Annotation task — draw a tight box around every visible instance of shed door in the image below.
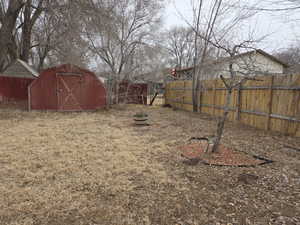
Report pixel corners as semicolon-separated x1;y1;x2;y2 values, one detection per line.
56;74;83;111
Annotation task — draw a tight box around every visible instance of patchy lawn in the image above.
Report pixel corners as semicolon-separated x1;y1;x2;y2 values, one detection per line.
0;104;299;225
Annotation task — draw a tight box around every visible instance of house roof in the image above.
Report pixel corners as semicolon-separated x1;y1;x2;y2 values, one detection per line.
228;49;288;68
1;59;39;79
174;49;288;73
95;74;148;84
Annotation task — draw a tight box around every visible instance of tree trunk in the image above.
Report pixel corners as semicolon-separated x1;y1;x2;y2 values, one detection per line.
106;78;114;107
38;54;46;71
192;77;197;112
192;73;197;112
20;0;44;63
0;0;24;72
115;80;120;104
211;88;232;153
192;1;203;112
20;25;33;62
211;58;236;153
20;0;32;62
124;82;132;104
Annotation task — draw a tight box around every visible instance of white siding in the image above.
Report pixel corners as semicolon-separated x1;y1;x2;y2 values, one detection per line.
202;51;284;79
253;53;284;74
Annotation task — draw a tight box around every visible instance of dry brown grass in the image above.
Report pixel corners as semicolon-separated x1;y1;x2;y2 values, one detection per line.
0;104;299;225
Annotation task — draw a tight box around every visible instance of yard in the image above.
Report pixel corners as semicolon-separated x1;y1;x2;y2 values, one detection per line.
0;104;299;225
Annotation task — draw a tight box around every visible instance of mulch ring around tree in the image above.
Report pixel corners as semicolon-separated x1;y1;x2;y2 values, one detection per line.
179;142;273;167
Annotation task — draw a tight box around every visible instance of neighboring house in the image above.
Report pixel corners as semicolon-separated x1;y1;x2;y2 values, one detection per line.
171;67;193;80
1;59;39;79
172;49;288;80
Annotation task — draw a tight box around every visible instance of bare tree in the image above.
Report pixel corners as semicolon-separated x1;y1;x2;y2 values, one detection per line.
30;10;56;70
207;42;265;153
0;0;92;72
164;27;196;69
190;0;224;112
18;0;46;63
275;42;300;73
83;0;164;105
29;0;92;70
0;0;24;72
46;1;90;67
125;42;169;79
182;0;268;153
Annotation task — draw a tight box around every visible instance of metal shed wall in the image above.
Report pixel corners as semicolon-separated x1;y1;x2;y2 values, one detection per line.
29;64;106;111
0;76;35;101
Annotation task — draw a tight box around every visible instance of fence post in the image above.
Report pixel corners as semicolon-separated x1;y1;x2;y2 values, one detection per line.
235;83;242;121
266;76;274;130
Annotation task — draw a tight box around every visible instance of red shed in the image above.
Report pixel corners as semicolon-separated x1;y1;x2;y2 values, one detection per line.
29;64;106;111
0;59;38;104
0;76;35;102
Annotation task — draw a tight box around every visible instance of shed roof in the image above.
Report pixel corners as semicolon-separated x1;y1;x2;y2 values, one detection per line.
1;59;39;79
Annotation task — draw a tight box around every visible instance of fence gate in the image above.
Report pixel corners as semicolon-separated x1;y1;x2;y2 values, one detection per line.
56;73;83;111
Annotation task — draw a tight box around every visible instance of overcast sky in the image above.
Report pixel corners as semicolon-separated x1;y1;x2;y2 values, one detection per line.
163;0;299;53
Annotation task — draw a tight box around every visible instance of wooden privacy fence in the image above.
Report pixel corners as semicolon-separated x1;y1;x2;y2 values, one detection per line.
165;74;300;137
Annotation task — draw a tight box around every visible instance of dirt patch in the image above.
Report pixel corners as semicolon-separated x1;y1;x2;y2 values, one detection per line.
180;142;272;166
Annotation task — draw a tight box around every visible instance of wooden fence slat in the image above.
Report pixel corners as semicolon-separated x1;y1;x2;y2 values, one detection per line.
165;75;300;137
182;81;185;108
168;86;300;91
266;76;274;130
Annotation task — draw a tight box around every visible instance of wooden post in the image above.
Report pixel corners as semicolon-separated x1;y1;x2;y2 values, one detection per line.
235;83;242;121
266;76;274;130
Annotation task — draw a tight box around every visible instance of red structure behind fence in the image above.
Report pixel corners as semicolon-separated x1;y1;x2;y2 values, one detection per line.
118;81;147;105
